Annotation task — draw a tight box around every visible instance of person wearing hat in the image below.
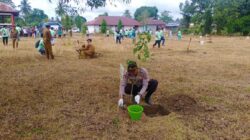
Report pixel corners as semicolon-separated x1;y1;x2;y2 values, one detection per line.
10;25;18;49
118;61;158;107
43;24;54;59
76;39;95;58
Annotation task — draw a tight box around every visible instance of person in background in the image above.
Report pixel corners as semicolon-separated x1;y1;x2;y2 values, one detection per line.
50;27;56;46
57;27;63;38
43;24;54;60
115;29;121;44
27;28;32;37
76;39;95;58
118;60;158;107
16;25;21;41
35;34;45;55
10;25;18;49
106;29;110;37
0;25;9;46
153;28;161;48
160;28;165;46
120;29;124;40
63;29;67;37
125;29;129;38
177;30;182;41
23;28;28;37
86;29;90;38
35;26;39;38
169;30;173;39
32;26;36;38
131;28;136;44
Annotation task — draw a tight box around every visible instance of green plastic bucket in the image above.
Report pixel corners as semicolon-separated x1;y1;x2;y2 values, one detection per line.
128;105;144;121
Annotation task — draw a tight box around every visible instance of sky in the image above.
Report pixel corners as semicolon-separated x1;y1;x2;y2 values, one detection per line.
13;0;185;21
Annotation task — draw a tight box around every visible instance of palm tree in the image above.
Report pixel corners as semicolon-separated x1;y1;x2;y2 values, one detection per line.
55;1;77;17
18;0;32;17
55;1;67;17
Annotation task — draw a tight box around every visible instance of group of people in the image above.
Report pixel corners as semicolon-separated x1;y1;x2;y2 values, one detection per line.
2;24;180;108
35;25;76;59
105;28;137;44
0;25;21;49
152;28;166;48
152;29;182;48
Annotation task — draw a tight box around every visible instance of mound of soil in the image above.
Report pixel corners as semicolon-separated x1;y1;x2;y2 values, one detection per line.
164;94;197;112
143;104;170;117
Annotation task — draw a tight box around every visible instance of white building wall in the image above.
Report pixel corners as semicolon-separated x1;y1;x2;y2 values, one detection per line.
94;26;100;33
87;26;100;33
147;25;157;32
88;26;95;33
110;26;116;32
88;25;147;33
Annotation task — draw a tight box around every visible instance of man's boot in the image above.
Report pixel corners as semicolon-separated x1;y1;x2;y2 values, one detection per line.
145;96;153;105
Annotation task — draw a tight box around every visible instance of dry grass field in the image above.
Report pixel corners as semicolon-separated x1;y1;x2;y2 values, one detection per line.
0;34;250;140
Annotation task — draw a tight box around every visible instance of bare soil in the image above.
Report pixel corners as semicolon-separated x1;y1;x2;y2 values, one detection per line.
143;104;170;117
162;94;198;113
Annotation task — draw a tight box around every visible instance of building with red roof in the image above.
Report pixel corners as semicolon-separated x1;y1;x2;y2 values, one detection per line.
141;18;166;32
86;16;141;33
86;16;167;33
0;2;19;27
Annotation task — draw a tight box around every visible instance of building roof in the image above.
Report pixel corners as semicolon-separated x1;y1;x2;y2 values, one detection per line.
144;18;166;26
86;16;141;26
0;2;19;16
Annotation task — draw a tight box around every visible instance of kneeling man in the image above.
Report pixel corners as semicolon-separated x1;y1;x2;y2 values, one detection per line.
118;61;158;107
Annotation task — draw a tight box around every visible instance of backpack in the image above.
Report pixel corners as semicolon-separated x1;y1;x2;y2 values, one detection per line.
35;40;40;48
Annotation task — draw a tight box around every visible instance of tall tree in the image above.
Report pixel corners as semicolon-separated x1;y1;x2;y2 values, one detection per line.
55;1;78;17
26;8;48;26
0;0;15;8
75;15;87;31
18;0;32;17
139;10;150;31
123;10;132;18
100;19;107;33
82;23;88;34
134;6;158;21
179;0;195;28
180;0;214;35
179;0;250;35
62;14;73;31
117;19;123;31
160;11;173;23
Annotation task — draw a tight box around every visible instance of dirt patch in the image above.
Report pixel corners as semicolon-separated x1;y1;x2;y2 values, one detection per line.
143;104;170;117
161;94;198;113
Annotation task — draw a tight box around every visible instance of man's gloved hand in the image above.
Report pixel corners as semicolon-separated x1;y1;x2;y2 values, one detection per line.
135;95;141;104
118;98;124;107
